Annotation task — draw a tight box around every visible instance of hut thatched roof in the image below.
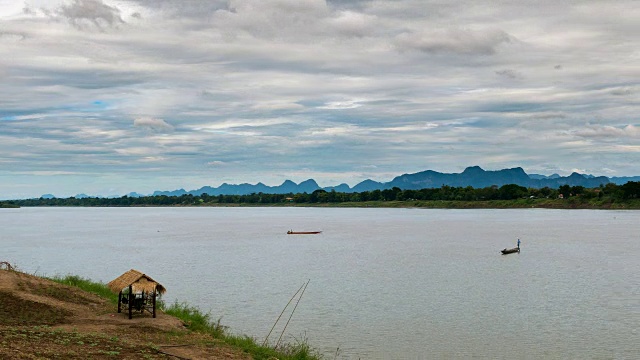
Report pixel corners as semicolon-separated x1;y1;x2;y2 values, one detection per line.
107;269;166;295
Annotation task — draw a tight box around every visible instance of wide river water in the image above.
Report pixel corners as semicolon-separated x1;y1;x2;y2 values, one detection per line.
2;207;638;359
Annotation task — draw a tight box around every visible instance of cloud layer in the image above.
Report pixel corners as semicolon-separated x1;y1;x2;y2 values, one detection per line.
1;0;639;198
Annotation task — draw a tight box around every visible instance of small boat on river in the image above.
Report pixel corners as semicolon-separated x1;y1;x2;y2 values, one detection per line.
501;247;520;255
287;230;322;235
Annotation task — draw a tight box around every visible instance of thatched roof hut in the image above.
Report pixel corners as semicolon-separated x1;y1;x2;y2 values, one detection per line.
108;269;165;319
107;269;166;295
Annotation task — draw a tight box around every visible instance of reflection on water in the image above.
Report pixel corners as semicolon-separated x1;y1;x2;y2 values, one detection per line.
3;207;639;359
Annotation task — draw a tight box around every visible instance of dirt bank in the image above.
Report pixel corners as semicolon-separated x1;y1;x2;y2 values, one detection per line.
0;268;249;359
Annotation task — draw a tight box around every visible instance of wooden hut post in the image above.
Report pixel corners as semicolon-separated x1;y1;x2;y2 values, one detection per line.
128;284;133;319
117;290;122;313
152;287;157;318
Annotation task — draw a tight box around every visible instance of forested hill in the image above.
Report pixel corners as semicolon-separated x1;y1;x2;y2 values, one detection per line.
150;166;617;197
5;181;640;208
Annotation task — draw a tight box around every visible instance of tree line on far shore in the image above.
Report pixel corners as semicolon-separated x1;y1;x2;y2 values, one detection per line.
3;181;640;207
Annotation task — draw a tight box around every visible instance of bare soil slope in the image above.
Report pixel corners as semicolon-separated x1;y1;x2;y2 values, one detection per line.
0;268;249;359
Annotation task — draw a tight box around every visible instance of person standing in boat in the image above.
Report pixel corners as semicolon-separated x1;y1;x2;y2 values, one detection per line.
517;238;521;249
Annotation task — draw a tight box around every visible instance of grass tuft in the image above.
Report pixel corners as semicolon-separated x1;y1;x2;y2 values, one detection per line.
162;301;321;360
163;301;227;337
48;275;118;304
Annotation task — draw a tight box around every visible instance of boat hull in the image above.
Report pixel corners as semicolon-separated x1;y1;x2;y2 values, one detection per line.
287;231;322;234
501;247;520;255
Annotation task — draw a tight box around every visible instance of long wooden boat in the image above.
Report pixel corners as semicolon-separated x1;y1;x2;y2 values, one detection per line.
501;247;520;255
287;230;322;235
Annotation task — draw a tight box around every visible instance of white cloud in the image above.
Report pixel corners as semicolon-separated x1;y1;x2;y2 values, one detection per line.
250;101;305;111
133;117;174;132
15;170;81;176
573;124;639;139
319;99;364;109
207;161;226;167
138;156;166;162
325;10;377;37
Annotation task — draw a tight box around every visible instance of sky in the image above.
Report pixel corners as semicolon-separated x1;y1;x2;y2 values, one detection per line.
1;0;639;199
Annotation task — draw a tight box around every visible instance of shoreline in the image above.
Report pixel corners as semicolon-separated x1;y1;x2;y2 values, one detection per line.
4;182;639;209
0;266;321;360
4;199;640;210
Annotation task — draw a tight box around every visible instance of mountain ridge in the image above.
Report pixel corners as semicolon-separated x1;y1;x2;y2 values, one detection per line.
34;166;638;199
146;166;635;198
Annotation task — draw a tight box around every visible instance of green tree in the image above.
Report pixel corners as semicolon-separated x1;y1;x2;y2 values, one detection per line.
558;185;571;198
498;184;528;200
570;186;585;196
602;183;622;199
621;181;640;199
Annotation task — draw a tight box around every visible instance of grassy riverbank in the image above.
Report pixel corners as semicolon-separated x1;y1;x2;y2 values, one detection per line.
5;196;640;210
0;267;321;360
161;198;640;209
309;198;640;209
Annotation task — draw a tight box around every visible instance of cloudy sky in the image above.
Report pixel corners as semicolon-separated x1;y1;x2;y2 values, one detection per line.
1;0;639;198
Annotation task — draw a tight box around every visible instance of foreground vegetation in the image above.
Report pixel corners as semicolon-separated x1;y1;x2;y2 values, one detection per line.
49;275;320;360
1;267;320;360
3;181;640;209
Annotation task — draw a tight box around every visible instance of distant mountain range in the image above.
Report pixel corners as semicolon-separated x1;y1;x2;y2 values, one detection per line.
142;166;639;198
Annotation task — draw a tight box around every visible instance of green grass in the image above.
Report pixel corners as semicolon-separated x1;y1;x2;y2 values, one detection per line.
163;301;226;337
48;275;118;304
46;276;322;360
164;301;321;360
303;198;640;209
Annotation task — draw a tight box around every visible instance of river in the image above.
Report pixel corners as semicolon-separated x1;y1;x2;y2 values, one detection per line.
2;207;638;359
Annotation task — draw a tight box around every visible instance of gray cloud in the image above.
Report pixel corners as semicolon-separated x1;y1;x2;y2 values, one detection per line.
1;0;639;198
495;69;522;80
610;87;635;96
56;0;125;29
133;117;174;132
128;0;228;17
395;28;513;55
573;124;639;139
0;31;27;41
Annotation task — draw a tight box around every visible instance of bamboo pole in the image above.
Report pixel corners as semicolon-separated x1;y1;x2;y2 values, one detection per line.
276;279;310;348
262;281;306;347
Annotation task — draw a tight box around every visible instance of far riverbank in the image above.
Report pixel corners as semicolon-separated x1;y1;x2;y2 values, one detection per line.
4;198;640;209
5;181;640;209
